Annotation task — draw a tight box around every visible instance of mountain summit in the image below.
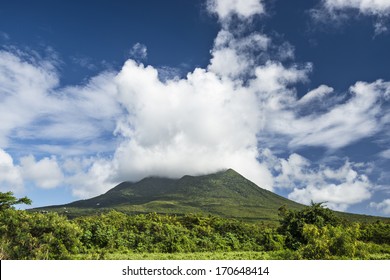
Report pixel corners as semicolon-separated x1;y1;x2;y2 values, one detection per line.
37;169;304;222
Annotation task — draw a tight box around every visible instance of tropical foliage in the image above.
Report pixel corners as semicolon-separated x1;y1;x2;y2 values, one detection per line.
0;192;389;260
0;191;31;210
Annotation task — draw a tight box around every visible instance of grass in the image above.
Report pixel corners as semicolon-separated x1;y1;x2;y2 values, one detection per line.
73;251;276;260
72;250;390;260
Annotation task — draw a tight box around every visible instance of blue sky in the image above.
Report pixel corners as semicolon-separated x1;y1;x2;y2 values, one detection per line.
1;0;390;217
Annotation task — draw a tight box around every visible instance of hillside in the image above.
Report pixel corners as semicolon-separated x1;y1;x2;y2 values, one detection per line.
34;169;301;222
34;169;388;223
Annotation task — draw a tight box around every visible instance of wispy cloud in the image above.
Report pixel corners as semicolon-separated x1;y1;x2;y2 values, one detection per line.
129;43;148;62
298;85;334;105
70;55;97;70
0;31;10;41
0;49;122;154
323;0;390;16
285;80;390;149
380;149;390;159
0;50;59;147
312;0;390;34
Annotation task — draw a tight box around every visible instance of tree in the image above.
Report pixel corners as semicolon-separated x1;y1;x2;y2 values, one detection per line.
0;209;82;259
0;191;32;210
278;202;342;250
299;223;362;259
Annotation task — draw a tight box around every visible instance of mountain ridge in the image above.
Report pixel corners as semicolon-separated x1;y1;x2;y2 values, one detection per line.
34;168;388;223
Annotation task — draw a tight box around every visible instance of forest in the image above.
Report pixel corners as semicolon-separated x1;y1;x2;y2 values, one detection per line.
0;191;389;260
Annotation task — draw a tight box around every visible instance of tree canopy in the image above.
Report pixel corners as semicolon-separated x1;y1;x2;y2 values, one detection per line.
0;191;32;211
278;202;342;249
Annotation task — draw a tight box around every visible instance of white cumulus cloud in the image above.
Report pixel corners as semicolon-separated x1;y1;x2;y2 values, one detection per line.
261;150;373;211
207;0;265;22
20;155;64;189
111;60;274;190
209;30;270;79
370;199;390;215
0;149;23;193
288;179;372;211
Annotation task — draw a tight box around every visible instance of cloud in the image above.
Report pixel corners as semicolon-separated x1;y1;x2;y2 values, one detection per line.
65;157;116;198
261;150;373;211
111;60;274;191
38;72;121;145
155;65;184;82
70;55;97;70
288;180;371;211
20;155;64;189
313;0;390;34
0;50;59;147
298;85;334;104
207;0;265;22
0;49;122;156
250;61;311;93
370;199;390;215
129;43;148;61
380;149;390;159
323;0;390;16
0;149;23;193
266;80;390;149
374;20;389;34
0;49;123;197
208;48;248;78
0;31;10;41
209;30;270;78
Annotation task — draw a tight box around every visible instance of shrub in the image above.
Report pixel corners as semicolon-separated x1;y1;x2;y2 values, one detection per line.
0;209;82;259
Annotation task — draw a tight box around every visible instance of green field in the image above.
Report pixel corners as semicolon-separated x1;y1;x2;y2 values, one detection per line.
74;250;390;260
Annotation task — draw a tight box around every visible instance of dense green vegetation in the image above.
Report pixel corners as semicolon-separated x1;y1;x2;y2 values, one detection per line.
1;192;389;260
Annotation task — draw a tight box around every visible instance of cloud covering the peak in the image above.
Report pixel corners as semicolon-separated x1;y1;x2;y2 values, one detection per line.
111;59;274;189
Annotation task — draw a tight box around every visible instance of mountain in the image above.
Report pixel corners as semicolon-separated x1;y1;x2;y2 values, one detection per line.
34;169;387;223
35;169;301;222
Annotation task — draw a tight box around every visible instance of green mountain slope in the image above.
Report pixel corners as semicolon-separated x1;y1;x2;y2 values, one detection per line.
35;169;388;223
36;169;302;222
